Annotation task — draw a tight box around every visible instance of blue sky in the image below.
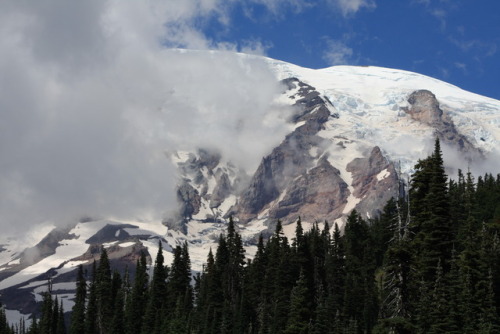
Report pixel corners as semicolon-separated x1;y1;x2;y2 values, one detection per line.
200;0;500;100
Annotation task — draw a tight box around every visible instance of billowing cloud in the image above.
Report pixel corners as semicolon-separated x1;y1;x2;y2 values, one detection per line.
0;1;293;236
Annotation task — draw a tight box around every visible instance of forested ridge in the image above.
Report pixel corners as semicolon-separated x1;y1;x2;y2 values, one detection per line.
2;139;500;334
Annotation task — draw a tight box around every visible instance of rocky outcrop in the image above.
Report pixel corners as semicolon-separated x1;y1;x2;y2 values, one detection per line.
403;90;479;155
268;156;349;222
86;224;137;244
177;180;201;220
236;79;334;222
405;90;442;125
346;146;399;219
210;171;232;208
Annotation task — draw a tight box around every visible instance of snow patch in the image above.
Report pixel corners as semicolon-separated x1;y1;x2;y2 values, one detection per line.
294;120;306;129
376;169;390;181
5;309;31;328
7;258;20;266
103;241;118;248
118;241;136;248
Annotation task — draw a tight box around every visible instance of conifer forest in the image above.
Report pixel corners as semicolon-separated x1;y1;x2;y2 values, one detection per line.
2;139;500;334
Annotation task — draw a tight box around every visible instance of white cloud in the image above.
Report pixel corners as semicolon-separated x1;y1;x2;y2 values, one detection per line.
249;0;309;15
438;66;450;79
323;39;354;65
454;62;467;73
0;1;293;235
449;37;498;57
327;0;376;17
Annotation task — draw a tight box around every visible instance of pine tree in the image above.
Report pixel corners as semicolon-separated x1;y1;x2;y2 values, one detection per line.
125;252;148;334
427;260;450;334
110;287;125;334
0;306;13;334
56;303;65;334
96;248;113;334
51;297;59;334
166;242;192;332
416;138;452;281
379;197;413;333
243;235;267;333
142;241;168;334
342;210;378;332
268;221;293;334
284;271;311;334
84;262;97;334
326;223;345;318
28;317;39;334
70;265;86;334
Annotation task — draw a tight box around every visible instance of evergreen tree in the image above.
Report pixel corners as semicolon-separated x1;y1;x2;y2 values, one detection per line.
379;198;413;333
125;252;148;334
56;303;65;334
84;262;97;334
412;138;452;282
342;210;378;332
165;242;192;332
110;287;125;334
28;317;39;334
427;260;450;334
70;265;86;334
284;271;311;334
0;306;14;334
142;241;168;334
39;292;53;334
326;223;345;319
95;248;113;334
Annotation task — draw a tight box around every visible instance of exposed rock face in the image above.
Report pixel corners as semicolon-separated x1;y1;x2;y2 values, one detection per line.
174;148;240;224
86;224;137;244
236;79;334;222
404;90;480;156
210;171;232;209
346;146;399;219
268;156;349;223
405;90;442;125
177;181;201;220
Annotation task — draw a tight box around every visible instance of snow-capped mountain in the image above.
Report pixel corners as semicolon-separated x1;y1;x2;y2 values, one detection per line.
1;52;499;322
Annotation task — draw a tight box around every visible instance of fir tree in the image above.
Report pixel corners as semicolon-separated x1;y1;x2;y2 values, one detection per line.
39;292;53;334
379;197;413;333
284;271;311;334
125;252;148;334
56;303;65;334
84;262;97;334
95;248;113;334
142;241;168;334
70;265;86;334
110;287;125;334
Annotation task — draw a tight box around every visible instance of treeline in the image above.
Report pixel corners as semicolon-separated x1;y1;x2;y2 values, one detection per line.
2;138;500;334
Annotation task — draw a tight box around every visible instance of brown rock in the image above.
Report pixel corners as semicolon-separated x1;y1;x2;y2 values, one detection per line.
346;146;399;219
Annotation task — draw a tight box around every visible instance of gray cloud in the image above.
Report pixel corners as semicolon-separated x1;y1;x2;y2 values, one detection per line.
0;1;293;236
